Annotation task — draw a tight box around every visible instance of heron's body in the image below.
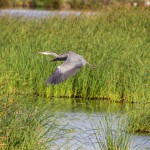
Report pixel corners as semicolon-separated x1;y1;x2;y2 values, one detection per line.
39;51;87;85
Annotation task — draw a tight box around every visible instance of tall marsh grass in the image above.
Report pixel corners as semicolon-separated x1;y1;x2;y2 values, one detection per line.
0;94;71;149
90;114;150;150
0;8;150;102
90;115;131;150
125;105;150;134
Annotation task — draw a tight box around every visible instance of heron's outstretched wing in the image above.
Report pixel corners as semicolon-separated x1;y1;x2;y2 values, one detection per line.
39;51;58;57
46;66;80;84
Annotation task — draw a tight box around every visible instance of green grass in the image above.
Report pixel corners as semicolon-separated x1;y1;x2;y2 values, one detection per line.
0;94;71;149
91;115;131;150
90;114;150;150
125;105;150;134
0;8;150;102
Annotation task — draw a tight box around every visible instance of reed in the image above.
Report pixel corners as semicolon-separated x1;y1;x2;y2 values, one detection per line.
0;8;150;102
0;94;71;149
125;105;150;134
90;115;131;150
90;114;150;150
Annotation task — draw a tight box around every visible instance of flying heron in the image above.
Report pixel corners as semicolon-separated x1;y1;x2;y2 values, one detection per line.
39;51;95;85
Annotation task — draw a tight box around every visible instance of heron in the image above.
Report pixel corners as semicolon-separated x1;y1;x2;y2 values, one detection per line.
39;51;95;85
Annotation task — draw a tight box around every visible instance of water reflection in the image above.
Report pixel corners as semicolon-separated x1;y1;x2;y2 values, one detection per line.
44;98;137;113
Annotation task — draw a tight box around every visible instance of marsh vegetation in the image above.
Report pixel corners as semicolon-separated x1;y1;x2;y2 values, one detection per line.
0;8;149;102
0;7;150;149
0;0;148;9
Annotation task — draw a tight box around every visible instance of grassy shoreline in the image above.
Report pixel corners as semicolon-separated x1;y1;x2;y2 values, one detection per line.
0;8;150;103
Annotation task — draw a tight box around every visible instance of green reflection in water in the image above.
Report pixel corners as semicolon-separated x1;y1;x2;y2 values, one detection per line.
35;97;137;114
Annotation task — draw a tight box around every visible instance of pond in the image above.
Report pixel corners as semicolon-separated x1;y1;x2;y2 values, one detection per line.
41;98;150;150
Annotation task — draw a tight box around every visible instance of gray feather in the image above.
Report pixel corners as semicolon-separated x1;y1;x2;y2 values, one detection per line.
47;67;79;84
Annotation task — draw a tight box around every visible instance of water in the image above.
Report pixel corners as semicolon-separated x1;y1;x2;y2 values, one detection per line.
42;98;150;150
0;9;95;18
